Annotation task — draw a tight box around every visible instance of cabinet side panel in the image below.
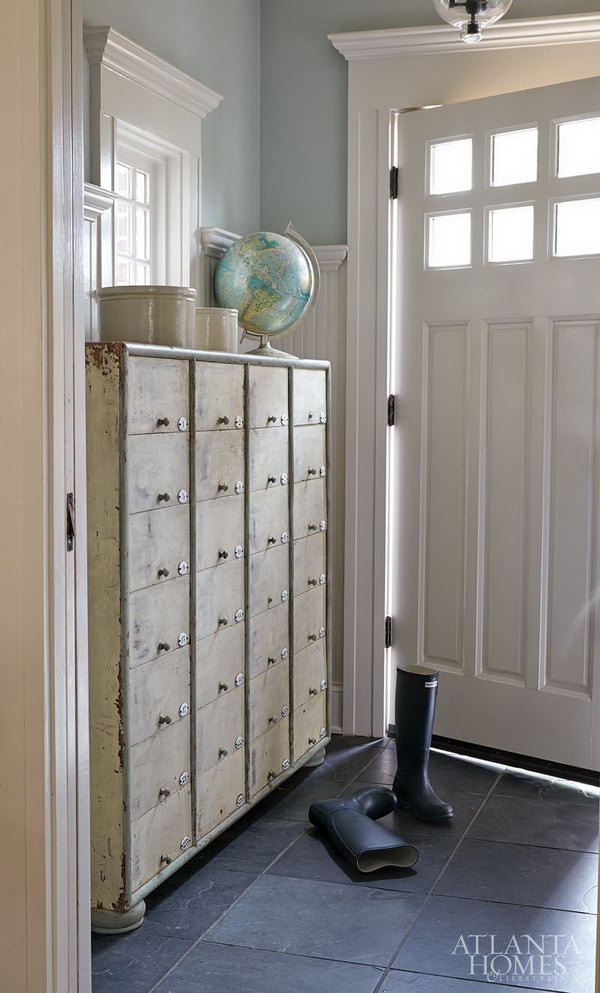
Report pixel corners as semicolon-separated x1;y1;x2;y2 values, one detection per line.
86;344;126;910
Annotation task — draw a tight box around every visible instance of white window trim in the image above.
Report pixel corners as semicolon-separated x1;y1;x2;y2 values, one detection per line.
84;26;222;293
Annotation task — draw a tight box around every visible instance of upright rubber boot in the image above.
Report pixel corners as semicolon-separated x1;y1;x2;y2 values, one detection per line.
309;787;419;872
393;665;453;822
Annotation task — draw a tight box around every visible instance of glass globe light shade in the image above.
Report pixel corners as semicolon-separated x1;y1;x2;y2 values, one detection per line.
432;0;514;44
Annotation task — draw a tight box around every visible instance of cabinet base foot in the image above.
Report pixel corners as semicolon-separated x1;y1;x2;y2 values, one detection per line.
91;901;146;935
305;747;326;768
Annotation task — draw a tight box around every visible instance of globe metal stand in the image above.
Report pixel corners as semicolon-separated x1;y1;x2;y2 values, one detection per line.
243;331;297;358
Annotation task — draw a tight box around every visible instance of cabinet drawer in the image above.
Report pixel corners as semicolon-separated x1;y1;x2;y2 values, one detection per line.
127;504;190;592
127;576;190;668
196;625;245;708
249;717;290;797
195;361;244;431
293;533;326;597
196;749;246;840
248;366;288;428
196;496;244;571
249;427;289;491
249;488;289;555
196;687;245;775
293;369;326;426
293;641;328;709
293;426;326;483
131;787;192;892
130;649;191;746
195;431;244;502
129;719;191;822
293;695;327;762
248;603;289;680
126;433;189;515
127;357;190;436
293;586;327;655
196;559;245;641
293;479;327;539
249;662;290;740
248;544;289;617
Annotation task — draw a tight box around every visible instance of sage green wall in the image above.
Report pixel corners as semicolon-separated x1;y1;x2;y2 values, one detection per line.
259;0;600;245
83;0;261;235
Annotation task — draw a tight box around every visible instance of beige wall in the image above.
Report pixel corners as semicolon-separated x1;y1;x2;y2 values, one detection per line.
0;0;49;988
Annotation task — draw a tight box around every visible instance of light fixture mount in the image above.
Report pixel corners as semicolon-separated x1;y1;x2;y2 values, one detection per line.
432;0;514;44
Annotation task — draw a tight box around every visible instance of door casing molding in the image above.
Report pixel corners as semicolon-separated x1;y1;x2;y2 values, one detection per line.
332;14;600;738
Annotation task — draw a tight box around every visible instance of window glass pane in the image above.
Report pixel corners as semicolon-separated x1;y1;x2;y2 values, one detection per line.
554;198;600;257
488;205;534;263
429;138;473;195
116;201;131;256
557;117;600;178
116;260;131;285
135;262;150;284
428;212;471;268
491;128;538;186
135;169;149;204
116;162;130;198
135;206;150;260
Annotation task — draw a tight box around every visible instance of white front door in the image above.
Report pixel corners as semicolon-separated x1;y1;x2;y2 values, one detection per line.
390;76;600;770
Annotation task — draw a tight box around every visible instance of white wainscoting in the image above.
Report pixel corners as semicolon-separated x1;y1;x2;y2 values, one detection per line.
200;229;348;731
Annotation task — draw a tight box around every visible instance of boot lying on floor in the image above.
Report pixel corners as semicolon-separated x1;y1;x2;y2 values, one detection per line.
308;787;419;873
393;665;453;822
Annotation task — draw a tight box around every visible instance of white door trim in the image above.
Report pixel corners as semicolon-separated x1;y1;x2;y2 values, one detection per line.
333;14;600;738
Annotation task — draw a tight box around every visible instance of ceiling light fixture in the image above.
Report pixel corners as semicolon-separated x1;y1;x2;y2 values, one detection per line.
432;0;514;44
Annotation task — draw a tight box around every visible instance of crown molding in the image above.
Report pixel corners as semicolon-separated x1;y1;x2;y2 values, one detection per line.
314;245;348;271
83;183;117;223
329;14;600;61
84;26;223;119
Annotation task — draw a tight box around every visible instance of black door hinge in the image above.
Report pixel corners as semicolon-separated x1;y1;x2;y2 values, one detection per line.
385;615;393;649
390;166;399;200
387;393;396;427
66;492;75;552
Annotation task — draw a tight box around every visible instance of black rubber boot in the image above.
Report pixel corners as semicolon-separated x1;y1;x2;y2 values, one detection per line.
308;787;418;872
393;665;453;822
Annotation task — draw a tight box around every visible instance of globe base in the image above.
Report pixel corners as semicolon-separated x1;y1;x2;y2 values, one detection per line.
245;334;296;358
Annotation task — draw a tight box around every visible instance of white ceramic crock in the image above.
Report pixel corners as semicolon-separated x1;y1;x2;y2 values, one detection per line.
97;285;197;347
194;307;240;353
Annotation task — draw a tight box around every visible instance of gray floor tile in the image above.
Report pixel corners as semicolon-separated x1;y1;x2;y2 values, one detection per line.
383;972;523;992
340;782;485;840
191;816;303;873
207;873;425;967
142;865;256;941
154;940;384;993
494;769;600;806
257;772;348;821
267;825;459;895
363;748;502;796
393;894;596;992
92;930;191;993
435;839;598;913
468;794;599;853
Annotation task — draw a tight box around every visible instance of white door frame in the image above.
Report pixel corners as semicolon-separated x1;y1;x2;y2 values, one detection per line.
330;13;600;738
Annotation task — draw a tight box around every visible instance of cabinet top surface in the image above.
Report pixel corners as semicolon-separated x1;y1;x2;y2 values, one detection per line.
86;341;330;372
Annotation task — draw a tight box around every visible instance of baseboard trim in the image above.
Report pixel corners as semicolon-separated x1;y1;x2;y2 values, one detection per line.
387;726;599;787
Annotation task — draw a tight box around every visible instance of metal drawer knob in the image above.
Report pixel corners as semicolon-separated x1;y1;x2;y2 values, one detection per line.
218;415;230;425
308;411;314;420
308;737;317;746
218;617;229;627
236;794;245;807
268;475;277;484
267;770;277;781
177;489;189;504
234;545;244;559
308;523;318;532
267;415;277;423
235;736;244;749
234;673;244;687
219;747;229;758
178;702;189;717
157;492;170;503
308;578;318;587
309;687;318;696
159;787;170;799
178;561;189;576
157;642;170;652
267;656;276;665
308;633;318;642
177;416;188;432
156;417;170;427
267;536;277;545
157;567;170;578
268;715;277;725
218;482;229;492
160;854;172;865
219;549;229;559
308;467;317;476
234;416;243;429
219;682;229;693
158;714;172;726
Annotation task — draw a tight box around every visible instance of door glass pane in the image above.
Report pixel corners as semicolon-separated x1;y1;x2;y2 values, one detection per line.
488;205;534;263
554;198;600;257
427;212;472;268
491;128;538;187
429;138;473;195
557;117;600;178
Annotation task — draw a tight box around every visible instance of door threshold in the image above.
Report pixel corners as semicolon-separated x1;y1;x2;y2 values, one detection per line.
386;726;599;787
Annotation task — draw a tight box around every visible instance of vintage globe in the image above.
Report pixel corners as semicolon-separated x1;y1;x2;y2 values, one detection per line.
214;230;319;344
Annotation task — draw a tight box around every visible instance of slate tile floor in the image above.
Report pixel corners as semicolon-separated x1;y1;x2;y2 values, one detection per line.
92;737;599;993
